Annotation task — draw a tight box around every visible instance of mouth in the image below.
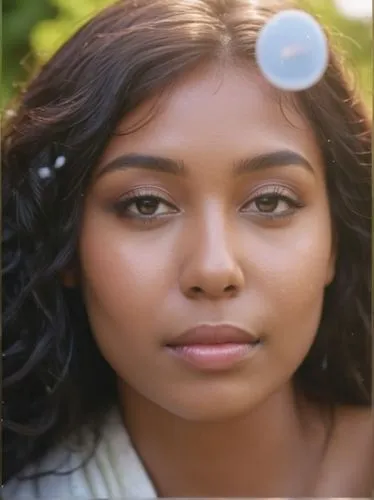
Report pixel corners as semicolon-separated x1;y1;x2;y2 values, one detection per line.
165;324;261;371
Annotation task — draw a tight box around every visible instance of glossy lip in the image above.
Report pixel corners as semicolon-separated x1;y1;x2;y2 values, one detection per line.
165;324;261;371
166;324;259;347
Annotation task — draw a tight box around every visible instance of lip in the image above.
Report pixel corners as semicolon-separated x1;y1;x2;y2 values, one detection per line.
166;324;259;347
165;324;260;371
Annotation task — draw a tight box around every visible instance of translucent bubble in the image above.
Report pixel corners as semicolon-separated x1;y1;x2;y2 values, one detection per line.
37;166;52;179
255;10;329;91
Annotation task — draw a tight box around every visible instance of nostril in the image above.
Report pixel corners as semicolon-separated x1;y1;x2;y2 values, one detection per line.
189;284;237;296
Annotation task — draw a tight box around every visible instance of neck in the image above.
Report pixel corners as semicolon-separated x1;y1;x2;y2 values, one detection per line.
118;381;329;497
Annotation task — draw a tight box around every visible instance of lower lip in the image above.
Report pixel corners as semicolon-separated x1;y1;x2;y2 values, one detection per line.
166;342;260;370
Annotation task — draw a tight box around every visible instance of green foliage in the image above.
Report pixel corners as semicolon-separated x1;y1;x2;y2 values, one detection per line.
2;0;372;108
29;0;115;64
299;0;372;102
2;0;57;106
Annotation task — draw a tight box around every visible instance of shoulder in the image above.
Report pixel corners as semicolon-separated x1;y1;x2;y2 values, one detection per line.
2;445;88;499
332;405;373;447
3;408;157;499
321;405;373;496
2;436;96;500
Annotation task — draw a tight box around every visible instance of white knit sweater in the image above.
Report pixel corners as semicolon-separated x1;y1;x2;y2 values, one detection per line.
3;409;157;499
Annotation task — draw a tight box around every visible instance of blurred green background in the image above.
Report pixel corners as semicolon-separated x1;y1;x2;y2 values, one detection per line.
2;0;372;109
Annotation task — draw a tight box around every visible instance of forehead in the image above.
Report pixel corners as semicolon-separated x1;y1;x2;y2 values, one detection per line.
100;63;322;167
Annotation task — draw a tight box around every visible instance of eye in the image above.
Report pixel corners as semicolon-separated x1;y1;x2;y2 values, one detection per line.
129;196;169;216
241;186;304;218
253;195;291;214
114;191;179;221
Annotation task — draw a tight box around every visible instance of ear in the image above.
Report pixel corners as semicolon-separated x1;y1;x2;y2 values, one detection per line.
325;254;336;286
325;231;337;286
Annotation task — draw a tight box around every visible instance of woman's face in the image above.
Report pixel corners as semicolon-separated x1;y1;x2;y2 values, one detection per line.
77;64;335;421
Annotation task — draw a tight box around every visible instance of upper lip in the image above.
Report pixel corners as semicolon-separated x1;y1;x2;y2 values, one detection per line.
166;324;259;346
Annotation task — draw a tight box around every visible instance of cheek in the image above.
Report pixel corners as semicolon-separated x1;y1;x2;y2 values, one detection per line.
259;232;332;306
251;211;334;361
251;198;333;298
78;213;177;346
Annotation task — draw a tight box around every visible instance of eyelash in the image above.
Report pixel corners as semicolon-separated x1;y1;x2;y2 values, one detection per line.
113;188;179;224
113;185;304;224
241;185;304;219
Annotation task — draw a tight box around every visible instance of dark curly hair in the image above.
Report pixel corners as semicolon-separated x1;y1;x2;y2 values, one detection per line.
2;0;371;485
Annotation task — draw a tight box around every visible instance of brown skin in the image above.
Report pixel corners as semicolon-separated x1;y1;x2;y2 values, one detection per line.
70;64;371;496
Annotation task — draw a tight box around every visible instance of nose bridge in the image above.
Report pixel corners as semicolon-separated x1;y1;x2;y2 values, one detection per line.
180;203;244;298
196;205;233;267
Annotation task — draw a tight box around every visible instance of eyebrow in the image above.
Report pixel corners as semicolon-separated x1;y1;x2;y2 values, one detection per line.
96;149;314;179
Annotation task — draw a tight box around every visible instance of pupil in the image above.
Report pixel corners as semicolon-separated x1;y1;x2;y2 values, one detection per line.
256;196;278;212
136;197;158;215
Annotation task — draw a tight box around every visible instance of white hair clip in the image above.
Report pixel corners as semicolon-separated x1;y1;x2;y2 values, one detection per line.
37;166;53;179
36;155;66;179
54;156;66;169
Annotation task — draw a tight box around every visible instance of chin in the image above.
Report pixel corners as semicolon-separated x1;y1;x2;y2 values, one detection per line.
157;383;275;423
172;405;254;423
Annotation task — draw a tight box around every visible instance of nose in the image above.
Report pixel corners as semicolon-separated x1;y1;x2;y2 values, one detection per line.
179;211;245;300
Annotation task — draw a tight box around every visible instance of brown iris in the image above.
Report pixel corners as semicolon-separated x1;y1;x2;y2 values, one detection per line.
135;197;160;215
255;196;280;213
